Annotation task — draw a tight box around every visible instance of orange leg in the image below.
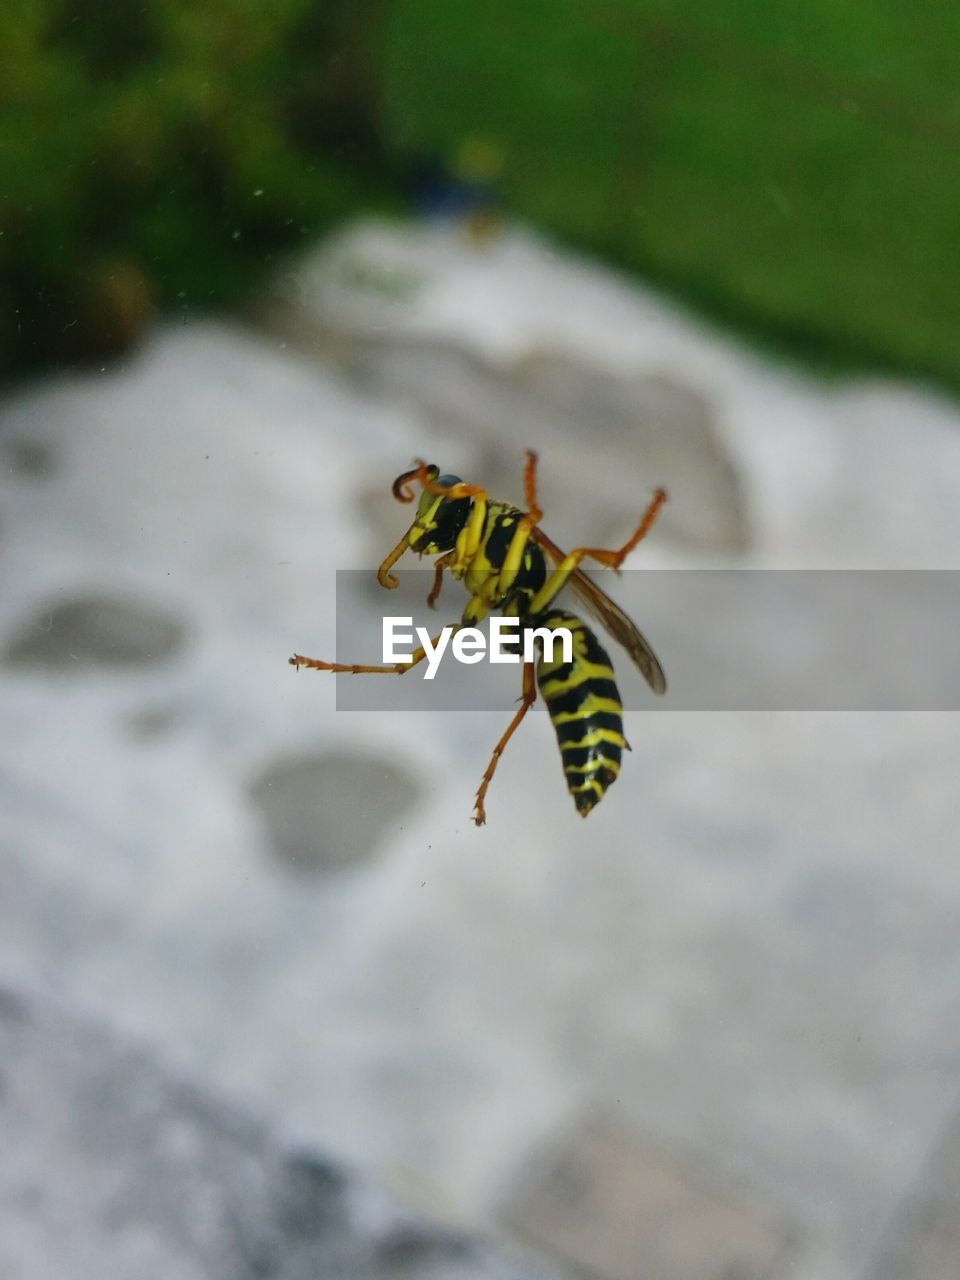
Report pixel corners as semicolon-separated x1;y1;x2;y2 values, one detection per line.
290;627;456;675
582;487;668;571
473;661;537;826
522;449;544;523
527;486;667;615
427;552;454;610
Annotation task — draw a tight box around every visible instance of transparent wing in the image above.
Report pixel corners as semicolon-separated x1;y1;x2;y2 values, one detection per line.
530;526;667;695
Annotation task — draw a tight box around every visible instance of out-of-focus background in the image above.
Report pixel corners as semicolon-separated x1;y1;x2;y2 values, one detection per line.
3;4;960;1279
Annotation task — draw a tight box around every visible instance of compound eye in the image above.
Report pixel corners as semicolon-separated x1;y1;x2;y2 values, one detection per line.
435;474;462;489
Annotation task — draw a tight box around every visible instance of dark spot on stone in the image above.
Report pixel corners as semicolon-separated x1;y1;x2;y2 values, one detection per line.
124;704;181;738
11;1183;44;1213
6;437;56;478
375;1224;473;1269
275;1151;347;1238
235;1239;277;1280
284;1151;346;1195
0;985;30;1024
2;593;187;669
250;750;421;873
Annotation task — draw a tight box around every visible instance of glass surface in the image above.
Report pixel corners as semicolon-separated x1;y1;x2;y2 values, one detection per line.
2;6;958;1278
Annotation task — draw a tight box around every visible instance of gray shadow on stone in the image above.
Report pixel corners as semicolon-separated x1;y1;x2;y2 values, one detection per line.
250;750;422;874
2;594;187;669
867;1092;960;1280
0;980;569;1280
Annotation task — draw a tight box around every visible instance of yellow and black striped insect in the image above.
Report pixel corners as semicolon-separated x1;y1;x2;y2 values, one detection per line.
290;452;667;825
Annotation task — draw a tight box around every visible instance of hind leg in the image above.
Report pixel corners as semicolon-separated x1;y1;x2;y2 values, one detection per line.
473;661;537;826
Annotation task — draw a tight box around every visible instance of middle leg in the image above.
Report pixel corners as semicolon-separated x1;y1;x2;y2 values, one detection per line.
495;450;546;598
527;486;667;614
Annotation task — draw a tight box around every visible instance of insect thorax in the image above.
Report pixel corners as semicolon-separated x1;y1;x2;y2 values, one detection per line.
462;502;547;613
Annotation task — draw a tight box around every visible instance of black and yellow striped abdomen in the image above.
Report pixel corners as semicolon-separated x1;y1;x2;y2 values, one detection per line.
533;608;625;816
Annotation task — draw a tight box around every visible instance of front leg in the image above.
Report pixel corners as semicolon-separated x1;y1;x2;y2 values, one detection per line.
290;625;460;675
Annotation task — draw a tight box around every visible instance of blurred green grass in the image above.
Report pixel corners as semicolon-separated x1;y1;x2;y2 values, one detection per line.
381;0;960;386
3;0;959;388
0;0;397;372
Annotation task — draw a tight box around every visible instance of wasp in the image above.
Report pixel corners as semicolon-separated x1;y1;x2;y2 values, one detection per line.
290;452;667;825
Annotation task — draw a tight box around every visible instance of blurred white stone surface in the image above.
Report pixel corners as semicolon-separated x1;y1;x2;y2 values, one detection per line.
0;978;565;1280
1;218;959;1280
